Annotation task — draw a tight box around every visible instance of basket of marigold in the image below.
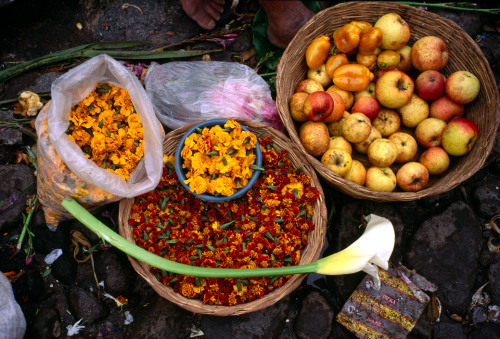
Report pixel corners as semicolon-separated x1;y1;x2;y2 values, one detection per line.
174;119;263;203
118;118;328;316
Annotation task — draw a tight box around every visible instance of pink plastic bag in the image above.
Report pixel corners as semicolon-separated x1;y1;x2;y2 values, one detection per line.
144;61;284;130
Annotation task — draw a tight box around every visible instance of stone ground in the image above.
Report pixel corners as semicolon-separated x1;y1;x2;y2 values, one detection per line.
0;0;500;338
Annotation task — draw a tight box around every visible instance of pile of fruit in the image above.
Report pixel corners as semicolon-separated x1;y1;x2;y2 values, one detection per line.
290;13;481;193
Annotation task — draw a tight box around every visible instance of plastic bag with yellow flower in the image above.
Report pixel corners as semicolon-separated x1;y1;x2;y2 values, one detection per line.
35;54;164;230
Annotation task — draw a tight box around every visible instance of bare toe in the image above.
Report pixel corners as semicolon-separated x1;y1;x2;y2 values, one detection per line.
180;0;225;30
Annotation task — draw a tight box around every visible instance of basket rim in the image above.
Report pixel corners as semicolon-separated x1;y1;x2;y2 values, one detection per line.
276;1;500;202
118;118;328;316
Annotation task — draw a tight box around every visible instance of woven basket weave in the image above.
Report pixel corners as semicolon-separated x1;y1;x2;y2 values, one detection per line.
276;2;500;201
118;118;327;316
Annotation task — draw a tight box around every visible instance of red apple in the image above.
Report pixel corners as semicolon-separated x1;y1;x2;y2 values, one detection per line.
375;70;414;109
415;117;447;148
410;36;449;72
445;71;480;104
415;70;445;101
430;95;465;122
396;162;429;192
441;118;479;156
419;146;450;175
323;91;346;123
351;96;380;122
303;91;334;122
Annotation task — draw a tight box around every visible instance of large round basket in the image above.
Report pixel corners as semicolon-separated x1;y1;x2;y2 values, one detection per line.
118;118;327;316
276;1;500;202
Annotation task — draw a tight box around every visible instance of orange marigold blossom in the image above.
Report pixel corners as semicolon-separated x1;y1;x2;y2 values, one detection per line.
128;136;320;306
66;83;144;181
180;120;257;196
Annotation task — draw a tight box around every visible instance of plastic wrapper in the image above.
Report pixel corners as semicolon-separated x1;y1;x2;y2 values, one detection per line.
144;61;284;131
35;54;164;229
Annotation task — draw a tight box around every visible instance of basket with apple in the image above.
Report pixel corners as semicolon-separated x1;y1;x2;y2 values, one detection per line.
276;1;499;201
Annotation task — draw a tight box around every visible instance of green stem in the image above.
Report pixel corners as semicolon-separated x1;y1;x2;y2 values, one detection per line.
259;72;277;77
16;196;37;252
61;198;319;278
397;2;500;13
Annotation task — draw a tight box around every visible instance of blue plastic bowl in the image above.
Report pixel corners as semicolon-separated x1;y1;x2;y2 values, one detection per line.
174;119;262;203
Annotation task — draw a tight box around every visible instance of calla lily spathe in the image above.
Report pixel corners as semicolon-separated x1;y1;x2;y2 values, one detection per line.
314;214;395;289
62;198;395;288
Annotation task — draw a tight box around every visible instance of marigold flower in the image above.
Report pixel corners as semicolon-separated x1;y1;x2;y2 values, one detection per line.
66;83;144;181
180;120;257;197
124;136;321;306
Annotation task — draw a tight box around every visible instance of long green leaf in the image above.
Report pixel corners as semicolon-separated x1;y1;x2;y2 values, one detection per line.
88;41;152;50
81;49;215;60
0;41;218;83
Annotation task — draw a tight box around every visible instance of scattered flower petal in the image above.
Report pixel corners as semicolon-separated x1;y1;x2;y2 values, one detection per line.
67;318;85;336
44;249;63;265
123;311;134;325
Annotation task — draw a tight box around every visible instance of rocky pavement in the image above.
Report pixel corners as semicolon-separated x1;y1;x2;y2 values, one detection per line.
0;0;499;338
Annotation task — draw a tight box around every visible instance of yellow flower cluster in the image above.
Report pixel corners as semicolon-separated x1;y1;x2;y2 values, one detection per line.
66;83;144;181
181;120;257;196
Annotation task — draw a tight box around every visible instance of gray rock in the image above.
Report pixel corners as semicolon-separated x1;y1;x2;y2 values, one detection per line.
94;248;136;296
201;295;291;339
0;164;36;232
31;218;66;255
124;297;192;339
406;201;483;314
433;322;464;338
294;290;334;339
430;9;482;37
469;322;500;339
32;307;61;339
94;0;195;46
67;286;109;325
51;251;78;285
488;258;500;305
0;111;23;145
471;306;488;325
27;71;62;94
0;272;26;339
473;174;500;221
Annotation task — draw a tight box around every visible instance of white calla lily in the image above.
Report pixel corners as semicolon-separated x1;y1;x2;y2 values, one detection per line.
62;198;395;287
314;214;395;289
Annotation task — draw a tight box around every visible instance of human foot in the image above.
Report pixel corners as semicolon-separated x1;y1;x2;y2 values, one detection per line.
180;0;225;30
259;0;315;49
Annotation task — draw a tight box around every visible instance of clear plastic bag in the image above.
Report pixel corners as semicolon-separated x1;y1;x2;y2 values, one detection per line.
144;61;284;130
35;54;164;229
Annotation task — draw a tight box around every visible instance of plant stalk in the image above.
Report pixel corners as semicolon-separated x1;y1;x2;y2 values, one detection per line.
61;197;319;278
0;41;218;83
398;2;500;13
14;196;37;255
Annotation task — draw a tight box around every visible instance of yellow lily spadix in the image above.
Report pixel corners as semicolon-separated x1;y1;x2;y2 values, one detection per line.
61;198;395;288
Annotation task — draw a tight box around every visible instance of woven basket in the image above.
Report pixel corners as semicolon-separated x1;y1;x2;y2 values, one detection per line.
118;118;327;316
276;1;500;202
